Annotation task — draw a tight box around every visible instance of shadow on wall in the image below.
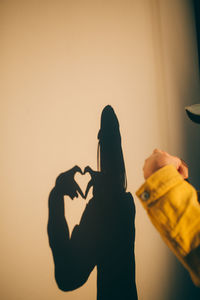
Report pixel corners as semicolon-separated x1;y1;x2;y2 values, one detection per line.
186;0;200;191
193;0;200;71
168;2;200;299
47;105;138;300
167;253;200;300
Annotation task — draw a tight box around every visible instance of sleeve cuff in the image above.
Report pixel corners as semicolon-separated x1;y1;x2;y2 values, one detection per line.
136;165;184;207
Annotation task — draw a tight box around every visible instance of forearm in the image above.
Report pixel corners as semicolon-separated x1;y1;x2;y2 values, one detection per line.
47;187;70;257
136;165;200;286
47;187;75;290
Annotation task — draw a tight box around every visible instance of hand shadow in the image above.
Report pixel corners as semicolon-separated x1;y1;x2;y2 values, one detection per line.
47;105;138;300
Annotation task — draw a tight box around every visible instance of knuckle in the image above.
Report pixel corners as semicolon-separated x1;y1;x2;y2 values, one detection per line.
55;174;61;182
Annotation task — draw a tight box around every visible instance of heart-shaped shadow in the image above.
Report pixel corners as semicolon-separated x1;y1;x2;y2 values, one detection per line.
65;171;92;235
74;171;92;201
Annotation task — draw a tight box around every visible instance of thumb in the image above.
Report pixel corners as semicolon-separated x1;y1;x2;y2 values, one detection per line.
85;179;93;199
75;182;85;199
178;161;189;179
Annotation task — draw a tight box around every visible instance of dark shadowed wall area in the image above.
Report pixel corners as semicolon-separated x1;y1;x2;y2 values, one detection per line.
1;0;200;299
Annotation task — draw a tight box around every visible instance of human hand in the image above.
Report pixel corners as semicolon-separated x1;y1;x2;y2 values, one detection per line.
143;149;188;180
84;166;101;198
55;166;85;199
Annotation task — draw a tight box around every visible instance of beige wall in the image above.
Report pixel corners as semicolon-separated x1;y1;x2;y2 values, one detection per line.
1;0;200;299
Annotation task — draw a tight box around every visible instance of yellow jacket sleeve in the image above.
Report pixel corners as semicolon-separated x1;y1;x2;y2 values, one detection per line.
136;165;200;286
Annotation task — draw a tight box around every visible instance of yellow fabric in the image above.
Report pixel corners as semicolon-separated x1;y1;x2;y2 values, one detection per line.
136;165;200;287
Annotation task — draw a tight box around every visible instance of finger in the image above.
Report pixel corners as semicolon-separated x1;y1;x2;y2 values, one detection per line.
58;166;82;177
178;163;189;179
84;166;94;176
172;156;182;169
75;183;85;199
71;165;83;175
180;158;188;169
69;193;77;199
68;192;75;200
69;189;79;199
85;179;93;199
153;148;161;154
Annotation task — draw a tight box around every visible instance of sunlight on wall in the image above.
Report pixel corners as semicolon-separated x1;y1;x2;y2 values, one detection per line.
1;1;199;300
